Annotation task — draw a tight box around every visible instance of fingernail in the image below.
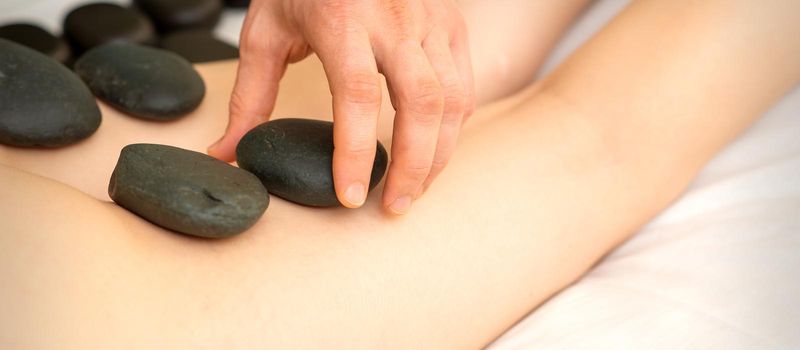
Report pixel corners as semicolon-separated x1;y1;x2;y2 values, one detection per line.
344;182;366;207
388;195;412;215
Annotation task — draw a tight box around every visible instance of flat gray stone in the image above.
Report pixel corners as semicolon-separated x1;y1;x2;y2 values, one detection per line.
74;43;205;120
109;143;269;238
236;118;388;207
0;38;101;147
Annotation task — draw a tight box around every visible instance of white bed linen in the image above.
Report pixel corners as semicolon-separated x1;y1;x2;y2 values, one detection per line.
2;1;797;348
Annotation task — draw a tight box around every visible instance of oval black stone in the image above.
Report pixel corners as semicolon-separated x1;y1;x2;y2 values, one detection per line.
74;43;206;120
109;143;270;238
0;39;101;147
0;23;71;64
63;3;157;54
236;118;389;207
134;0;223;32
160;30;238;63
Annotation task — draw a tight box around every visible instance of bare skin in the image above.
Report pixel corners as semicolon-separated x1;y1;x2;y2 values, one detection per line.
1;0;798;348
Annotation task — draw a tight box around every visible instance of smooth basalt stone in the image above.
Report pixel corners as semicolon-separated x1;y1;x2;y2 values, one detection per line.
134;0;223;32
74;43;206;120
160;30;238;63
0;39;101;147
236;118;389;207
63;3;157;54
0;23;71;64
109;143;269;238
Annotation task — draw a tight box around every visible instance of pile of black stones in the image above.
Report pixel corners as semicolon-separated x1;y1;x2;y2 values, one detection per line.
0;0;244;65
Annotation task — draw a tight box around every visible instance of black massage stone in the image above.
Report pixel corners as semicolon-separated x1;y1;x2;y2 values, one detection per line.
74;43;205;120
236;118;389;207
0;39;101;147
134;0;223;32
63;3;157;54
109;143;270;238
160;30;238;63
0;23;71;64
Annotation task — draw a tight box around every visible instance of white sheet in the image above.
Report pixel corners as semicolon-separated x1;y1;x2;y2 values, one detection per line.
2;1;797;348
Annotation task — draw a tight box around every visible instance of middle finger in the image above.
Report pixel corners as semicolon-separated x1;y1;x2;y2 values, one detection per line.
379;40;444;214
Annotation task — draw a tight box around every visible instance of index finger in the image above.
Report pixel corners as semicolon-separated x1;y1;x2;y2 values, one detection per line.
208;11;288;162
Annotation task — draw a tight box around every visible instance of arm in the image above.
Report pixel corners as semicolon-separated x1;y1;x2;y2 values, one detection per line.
459;0;593;103
539;0;800;184
2;0;798;348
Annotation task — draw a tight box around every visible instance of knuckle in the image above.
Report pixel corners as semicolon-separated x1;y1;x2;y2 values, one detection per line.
228;91;248;119
239;34;265;57
320;16;358;37
339;139;376;159
341;74;382;106
316;3;363;37
240;15;298;59
320;0;347;14
405;82;444;120
395;38;422;52
240;25;277;56
442;84;467;113
401;161;432;180
240;33;290;63
229;90;268;124
441;111;462;126
385;3;415;33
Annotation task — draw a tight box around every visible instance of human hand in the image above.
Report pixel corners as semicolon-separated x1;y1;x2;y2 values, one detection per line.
207;0;475;214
